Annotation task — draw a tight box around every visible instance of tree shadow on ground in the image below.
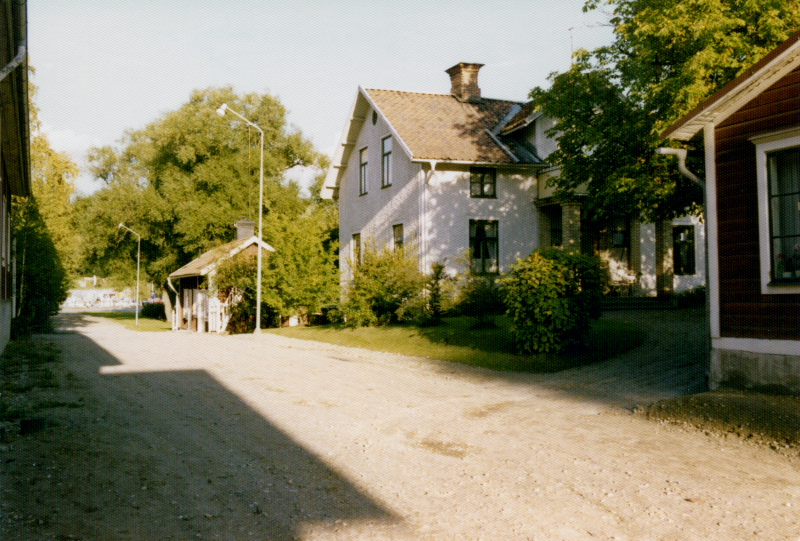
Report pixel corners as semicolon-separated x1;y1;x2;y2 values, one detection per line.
3;314;399;540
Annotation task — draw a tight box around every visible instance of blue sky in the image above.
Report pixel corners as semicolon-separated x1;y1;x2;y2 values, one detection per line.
29;0;613;194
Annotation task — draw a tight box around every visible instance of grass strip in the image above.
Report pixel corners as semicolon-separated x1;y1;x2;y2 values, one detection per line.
266;316;646;373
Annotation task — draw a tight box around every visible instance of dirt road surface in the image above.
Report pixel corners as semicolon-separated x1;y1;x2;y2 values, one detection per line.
1;310;799;540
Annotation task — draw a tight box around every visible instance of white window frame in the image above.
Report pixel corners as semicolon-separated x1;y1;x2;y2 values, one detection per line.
752;127;800;294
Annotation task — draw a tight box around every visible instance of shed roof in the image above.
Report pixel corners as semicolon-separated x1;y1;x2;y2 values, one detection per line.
168;236;275;279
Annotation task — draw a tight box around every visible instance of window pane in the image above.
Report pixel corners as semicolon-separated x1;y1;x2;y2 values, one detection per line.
767;147;800;280
673;225;695;276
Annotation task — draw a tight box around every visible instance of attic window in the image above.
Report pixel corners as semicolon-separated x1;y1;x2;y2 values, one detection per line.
372;111;378;125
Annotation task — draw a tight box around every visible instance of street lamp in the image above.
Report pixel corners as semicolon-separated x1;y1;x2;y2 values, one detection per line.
215;103;265;334
118;223;141;326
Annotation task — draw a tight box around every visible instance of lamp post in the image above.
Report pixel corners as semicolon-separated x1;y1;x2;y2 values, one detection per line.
118;223;141;326
215;103;265;333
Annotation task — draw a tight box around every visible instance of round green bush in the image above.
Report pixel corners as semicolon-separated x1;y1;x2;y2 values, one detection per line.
499;248;604;355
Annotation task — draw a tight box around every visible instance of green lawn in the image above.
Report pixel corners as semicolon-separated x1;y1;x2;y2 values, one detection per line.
266;316;646;373
82;311;172;332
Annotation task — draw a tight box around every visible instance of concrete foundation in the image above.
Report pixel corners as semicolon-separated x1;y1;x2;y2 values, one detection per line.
711;347;800;395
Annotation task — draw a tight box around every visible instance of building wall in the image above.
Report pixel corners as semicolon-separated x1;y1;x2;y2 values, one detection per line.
426;165;539;276
338;104;422;281
714;66;800;340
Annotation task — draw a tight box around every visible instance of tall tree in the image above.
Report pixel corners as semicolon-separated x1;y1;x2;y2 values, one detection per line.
530;0;800;223
76;87;339;314
28;78;81;274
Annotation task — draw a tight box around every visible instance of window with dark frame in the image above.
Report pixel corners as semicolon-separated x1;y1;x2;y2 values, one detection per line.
392;224;403;251
470;167;496;198
469;220;499;274
352;233;361;265
359;147;368;195
768;147;800;281
381;136;392;188
673;225;696;276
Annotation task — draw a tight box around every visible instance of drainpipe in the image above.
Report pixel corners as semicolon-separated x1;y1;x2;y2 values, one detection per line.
0;43;26;84
167;277;179;331
656;147;704;187
419;161;439;273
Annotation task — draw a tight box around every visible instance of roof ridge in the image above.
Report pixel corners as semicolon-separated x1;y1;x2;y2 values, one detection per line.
364;88;523;104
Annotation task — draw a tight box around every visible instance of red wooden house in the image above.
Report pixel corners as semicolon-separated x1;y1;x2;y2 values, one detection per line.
663;32;800;393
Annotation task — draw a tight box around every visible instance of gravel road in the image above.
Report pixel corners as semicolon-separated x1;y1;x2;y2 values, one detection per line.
1;310;798;540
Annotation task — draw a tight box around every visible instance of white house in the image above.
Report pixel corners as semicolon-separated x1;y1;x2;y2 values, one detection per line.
323;63;704;297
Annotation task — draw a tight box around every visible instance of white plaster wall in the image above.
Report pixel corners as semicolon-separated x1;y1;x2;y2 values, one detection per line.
426;167;539;276
338;105;421;282
672;215;706;292
637;218;706;295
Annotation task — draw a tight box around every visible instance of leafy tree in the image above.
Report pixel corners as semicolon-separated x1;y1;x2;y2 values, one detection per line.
12;198;69;336
76;87;338;314
28;77;81;274
530;0;800;223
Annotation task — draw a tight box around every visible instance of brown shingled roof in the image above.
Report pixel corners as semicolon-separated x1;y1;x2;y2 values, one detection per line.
366;89;521;163
168;237;275;279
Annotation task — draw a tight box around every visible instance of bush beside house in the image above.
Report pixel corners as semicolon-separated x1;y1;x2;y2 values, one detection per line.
499;248;605;354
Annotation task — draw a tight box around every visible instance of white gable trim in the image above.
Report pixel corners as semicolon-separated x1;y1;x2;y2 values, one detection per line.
321;88;415;200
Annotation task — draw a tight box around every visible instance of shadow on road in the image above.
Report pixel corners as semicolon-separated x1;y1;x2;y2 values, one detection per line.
3;313;399;540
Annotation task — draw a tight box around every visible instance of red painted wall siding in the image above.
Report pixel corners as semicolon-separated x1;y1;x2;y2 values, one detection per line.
714;67;800;340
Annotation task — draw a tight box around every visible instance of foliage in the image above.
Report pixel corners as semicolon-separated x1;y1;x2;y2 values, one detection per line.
76;87;337;316
28;75;81;275
454;272;505;329
140;302;166;320
394;260;456;326
341;243;425;327
675;285;707;308
499;248;605;355
11;198;70;336
530;0;800;223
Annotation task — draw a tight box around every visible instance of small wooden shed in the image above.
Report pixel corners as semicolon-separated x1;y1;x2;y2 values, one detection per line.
168;221;275;333
663;31;800;393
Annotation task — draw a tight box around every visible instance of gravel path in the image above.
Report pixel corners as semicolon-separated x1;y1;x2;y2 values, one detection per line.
1;310;798;540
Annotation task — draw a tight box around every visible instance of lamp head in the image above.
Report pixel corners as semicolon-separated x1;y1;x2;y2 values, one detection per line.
118;223;124;228
216;103;228;117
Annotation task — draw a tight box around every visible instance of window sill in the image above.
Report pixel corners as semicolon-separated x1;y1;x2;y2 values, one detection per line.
381;184;392;189
767;278;800;287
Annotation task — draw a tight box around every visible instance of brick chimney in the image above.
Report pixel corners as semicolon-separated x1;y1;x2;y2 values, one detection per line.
446;62;484;103
235;220;255;240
